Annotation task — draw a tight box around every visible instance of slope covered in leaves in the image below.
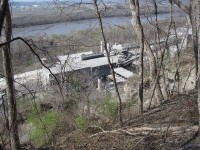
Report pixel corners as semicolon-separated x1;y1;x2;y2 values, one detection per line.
52;92;199;150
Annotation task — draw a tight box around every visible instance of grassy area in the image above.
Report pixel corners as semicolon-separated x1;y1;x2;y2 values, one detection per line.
27;104;59;147
74;115;87;130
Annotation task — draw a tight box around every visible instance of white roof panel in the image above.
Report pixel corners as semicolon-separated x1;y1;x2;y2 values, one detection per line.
45;51;119;75
114;67;133;79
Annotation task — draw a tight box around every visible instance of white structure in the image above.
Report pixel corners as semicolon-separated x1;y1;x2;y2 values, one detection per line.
97;78;102;91
114;67;134;79
0;69;45;91
100;41;103;53
0;44;138;92
171;27;192;50
42;51;118;76
112;43;124;51
107;67;134;84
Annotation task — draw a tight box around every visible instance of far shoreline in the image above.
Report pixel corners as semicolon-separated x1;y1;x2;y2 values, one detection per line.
12;2;182;28
12;8;183;28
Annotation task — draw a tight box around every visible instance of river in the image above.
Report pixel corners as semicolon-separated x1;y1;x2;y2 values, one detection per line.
13;12;186;37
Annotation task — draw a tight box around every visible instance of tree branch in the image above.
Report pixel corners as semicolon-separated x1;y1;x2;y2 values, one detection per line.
0;0;8;36
170;0;189;14
0;37;63;94
93;0;123;127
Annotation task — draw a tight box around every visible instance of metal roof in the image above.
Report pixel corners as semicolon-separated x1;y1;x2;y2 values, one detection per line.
44;51;119;75
114;67;134;79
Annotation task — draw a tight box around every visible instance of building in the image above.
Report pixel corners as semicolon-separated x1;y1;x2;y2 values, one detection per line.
42;43;138;87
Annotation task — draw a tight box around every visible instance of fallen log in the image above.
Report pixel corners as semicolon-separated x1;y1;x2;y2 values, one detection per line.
90;125;198;138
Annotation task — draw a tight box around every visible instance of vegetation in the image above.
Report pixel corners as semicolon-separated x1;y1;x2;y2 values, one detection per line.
1;0;200;150
27;109;58;147
74;115;87;130
0;18;186;75
98;97;118;119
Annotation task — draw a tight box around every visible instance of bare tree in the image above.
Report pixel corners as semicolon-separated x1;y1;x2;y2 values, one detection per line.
197;0;200;129
171;0;198;80
129;0;164;106
93;0;123;127
171;0;200;131
1;3;20;150
130;0;144;113
0;0;8;36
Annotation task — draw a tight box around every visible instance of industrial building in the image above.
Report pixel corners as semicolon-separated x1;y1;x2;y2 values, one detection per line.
0;25;191;95
41;43;138;92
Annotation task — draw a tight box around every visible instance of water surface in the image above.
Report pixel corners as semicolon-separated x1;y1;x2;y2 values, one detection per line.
13;12;186;37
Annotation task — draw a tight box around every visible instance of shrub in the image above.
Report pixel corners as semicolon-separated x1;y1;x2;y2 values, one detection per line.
17;97;25;109
98;97;118;119
27;105;59;147
74;115;87;130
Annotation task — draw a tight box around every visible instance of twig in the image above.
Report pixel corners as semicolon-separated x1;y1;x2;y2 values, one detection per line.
182;65;195;92
0;37;64;99
93;0;123;127
178;128;199;149
178;144;200;150
131;130;153;150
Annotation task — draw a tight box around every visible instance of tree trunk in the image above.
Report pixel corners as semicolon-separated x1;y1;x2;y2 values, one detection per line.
129;0;164;105
131;0;144;114
171;0;200;132
197;0;200;129
171;0;198;84
1;6;20;150
0;0;8;36
189;0;198;78
93;0;123;127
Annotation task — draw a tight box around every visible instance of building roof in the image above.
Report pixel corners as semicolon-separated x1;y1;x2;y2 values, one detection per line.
0;69;45;90
114;67;134;79
44;51;119;75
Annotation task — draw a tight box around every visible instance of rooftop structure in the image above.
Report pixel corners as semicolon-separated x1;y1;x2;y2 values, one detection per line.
0;43;138;92
107;67;134;83
114;67;134;79
43;51;119;76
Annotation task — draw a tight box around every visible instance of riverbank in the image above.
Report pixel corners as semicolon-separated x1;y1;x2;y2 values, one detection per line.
13;12;186;37
12;3;182;28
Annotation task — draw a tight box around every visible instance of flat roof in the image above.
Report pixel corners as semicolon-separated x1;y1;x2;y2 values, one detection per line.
44;51;119;75
0;69;45;89
114;67;134;79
